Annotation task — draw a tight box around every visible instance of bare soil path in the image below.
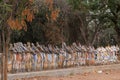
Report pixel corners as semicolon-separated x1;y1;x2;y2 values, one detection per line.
19;69;120;80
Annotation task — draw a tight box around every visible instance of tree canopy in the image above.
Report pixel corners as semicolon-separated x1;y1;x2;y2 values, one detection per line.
1;0;120;47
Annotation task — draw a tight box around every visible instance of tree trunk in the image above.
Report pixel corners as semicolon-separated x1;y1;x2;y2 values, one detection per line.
1;29;6;80
1;54;5;80
4;42;9;80
1;25;11;80
0;34;2;53
0;32;2;80
77;15;89;46
114;26;120;45
4;27;11;80
91;22;101;46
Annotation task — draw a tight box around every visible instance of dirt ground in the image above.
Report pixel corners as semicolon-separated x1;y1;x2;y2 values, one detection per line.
20;69;120;80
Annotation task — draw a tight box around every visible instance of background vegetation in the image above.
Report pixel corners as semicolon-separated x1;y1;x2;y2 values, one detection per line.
1;0;120;48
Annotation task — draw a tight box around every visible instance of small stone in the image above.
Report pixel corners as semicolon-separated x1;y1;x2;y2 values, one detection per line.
105;72;109;74
97;70;102;74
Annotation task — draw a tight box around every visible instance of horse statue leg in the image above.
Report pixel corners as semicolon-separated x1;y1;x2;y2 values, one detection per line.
40;52;44;70
43;53;48;70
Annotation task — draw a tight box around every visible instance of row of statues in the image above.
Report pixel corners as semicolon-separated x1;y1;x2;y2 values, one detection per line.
7;42;120;73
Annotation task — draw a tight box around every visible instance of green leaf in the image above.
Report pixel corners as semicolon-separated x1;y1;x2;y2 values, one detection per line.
5;6;12;12
0;0;2;3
